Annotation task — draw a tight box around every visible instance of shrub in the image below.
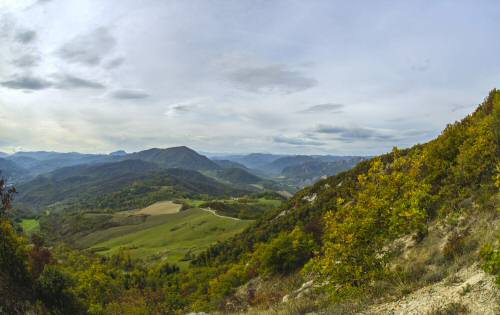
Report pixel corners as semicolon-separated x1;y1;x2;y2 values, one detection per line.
480;243;500;285
255;227;316;276
443;231;467;260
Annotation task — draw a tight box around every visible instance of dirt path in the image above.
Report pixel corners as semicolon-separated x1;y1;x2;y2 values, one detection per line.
200;207;242;221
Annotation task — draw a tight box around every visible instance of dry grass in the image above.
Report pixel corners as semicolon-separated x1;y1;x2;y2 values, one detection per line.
136;201;182;215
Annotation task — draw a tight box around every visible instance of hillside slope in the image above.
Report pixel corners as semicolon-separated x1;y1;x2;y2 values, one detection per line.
0;158;28;182
2;91;498;315
187;90;500;313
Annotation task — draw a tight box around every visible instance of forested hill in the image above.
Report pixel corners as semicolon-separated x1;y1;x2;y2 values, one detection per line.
125;146;221;171
15;159;246;211
187;90;499;308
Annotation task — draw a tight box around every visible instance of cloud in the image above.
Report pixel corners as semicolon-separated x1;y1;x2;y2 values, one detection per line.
15;29;36;43
53;74;105;90
104;57;125;69
315;125;395;142
1;73;105;91
1;75;52;90
110;89;150;100
164;98;206;117
273;135;325;146
226;64;317;93
57;27;116;66
165;104;194;117
12;54;40;68
298;103;344;114
315;125;430;143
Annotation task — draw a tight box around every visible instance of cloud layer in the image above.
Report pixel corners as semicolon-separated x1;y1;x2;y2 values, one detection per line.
0;0;499;155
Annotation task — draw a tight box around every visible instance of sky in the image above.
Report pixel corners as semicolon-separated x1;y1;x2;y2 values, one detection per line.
0;0;499;155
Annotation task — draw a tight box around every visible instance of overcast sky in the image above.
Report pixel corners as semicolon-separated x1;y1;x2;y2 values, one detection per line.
0;0;499;155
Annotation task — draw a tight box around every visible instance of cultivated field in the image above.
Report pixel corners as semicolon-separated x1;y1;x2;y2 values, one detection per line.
136;200;182;215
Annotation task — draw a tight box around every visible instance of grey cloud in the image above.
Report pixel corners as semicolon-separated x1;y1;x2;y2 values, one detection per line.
298;103;344;114
1;75;52;90
111;89;150;100
227;65;317;93
15;30;36;43
53;74;105;90
12;54;40;68
57;27;116;66
165;104;195;117
315;125;395;142
273;135;325;146
168;104;193;113
104;57;125;69
315;125;430;143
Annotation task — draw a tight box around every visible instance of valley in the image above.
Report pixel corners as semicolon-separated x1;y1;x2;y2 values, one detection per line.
1;2;499;313
2;91;500;314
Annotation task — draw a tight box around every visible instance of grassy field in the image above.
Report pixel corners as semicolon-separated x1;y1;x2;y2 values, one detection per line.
85;208;251;266
20;219;40;234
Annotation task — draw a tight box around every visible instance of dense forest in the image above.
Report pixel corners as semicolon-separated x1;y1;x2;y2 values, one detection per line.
1;90;499;314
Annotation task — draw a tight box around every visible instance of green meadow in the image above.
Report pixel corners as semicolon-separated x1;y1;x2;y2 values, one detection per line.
85;208;251;266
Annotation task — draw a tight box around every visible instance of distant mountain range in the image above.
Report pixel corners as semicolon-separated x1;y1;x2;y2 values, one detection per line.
1;146;367;209
213;153;368;187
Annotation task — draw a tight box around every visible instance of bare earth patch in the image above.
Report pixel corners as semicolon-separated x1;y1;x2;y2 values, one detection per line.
136;201;182;215
364;264;500;315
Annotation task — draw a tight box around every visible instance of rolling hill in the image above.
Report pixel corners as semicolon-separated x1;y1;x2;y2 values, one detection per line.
5;151;116;177
213;159;249;170
215;167;262;185
125;146;220;171
221;153;285;169
15;159;246;211
260;155;315;175
0;157;28;182
85;208;251;265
